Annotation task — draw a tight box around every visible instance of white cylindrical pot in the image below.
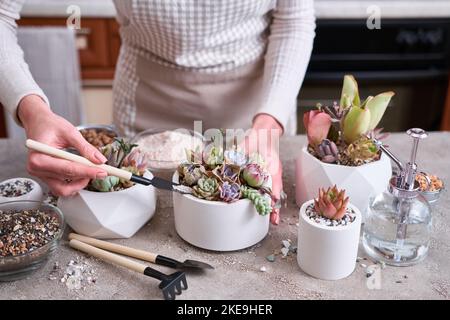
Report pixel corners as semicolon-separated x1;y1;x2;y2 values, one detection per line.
173;172;269;251
295;146;391;216
57;171;156;239
297;200;362;280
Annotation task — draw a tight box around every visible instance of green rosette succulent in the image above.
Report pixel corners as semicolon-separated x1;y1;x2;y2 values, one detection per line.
192;176;219;200
90;176;120;192
241;186;272;216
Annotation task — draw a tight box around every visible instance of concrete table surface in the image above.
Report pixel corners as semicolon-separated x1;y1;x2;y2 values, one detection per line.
0;133;449;300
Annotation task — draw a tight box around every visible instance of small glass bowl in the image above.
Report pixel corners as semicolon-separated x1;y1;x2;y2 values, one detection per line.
420;186;445;204
131;128;204;178
0;201;65;281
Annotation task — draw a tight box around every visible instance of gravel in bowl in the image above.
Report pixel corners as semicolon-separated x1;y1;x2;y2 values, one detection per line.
0;201;65;281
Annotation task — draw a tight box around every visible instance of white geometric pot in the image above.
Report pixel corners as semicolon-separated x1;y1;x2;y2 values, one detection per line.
57;171;156;239
297;200;362;280
172;172;270;251
295;146;391;216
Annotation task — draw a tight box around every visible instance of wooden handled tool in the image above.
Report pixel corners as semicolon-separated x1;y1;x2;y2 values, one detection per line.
25;139;185;193
69;233;213;270
69;239;187;300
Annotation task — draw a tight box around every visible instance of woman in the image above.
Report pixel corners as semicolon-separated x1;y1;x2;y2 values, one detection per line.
0;0;315;224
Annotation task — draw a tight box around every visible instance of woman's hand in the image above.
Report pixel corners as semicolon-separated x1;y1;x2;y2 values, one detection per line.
18;95;108;196
250;114;284;225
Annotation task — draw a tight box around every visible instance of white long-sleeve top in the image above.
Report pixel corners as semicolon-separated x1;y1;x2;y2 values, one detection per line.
1;0;315;130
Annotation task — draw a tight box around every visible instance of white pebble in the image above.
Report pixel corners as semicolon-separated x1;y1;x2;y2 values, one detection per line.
360;263;367;268
260;266;267;272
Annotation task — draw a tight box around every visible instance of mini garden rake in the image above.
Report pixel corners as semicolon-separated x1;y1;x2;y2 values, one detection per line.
69;239;187;300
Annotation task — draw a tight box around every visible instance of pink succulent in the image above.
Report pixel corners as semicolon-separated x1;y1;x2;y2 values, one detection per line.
314;185;350;220
303;110;332;147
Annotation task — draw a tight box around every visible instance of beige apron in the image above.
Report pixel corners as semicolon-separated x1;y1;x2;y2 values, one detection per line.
133;55;296;134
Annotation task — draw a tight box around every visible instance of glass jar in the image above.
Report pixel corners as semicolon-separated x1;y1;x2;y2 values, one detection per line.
362;177;432;266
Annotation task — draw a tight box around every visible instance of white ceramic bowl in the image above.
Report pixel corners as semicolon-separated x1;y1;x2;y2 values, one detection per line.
172;172;270;251
57;171;156;239
0;178;44;206
297;200;362;280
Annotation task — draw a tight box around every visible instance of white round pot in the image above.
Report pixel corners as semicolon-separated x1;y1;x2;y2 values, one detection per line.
172;172;270;251
295;146;391;216
297;200;362;280
57;171;156;239
0;178;44;206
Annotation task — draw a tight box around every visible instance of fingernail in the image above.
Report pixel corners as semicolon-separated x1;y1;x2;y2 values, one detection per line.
95;152;107;163
96;172;108;179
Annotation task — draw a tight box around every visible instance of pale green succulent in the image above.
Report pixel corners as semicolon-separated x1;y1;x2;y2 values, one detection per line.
340;75;395;144
241;186;272;216
90;176;120;192
192;177;219;200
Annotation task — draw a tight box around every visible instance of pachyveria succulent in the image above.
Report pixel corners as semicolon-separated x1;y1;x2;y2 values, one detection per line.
305;75;394;166
316;139;339;164
241;186;272;216
314;185;349;220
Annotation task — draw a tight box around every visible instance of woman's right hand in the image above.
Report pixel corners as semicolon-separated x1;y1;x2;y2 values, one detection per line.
18;95;108;196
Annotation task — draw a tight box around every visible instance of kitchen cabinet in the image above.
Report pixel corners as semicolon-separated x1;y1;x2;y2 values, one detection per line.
17;18;119;80
441;76;450;131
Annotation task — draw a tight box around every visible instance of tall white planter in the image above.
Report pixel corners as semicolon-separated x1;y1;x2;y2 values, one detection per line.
297;200;362;280
57;171;156;239
295;147;391;215
172;172;270;251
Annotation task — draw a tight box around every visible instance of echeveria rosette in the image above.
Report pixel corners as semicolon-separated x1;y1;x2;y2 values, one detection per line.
224;149;247;167
90;176;120;192
242;163;269;188
314;185;349;220
178;164;205;186
192;176;219;201
212;164;241;183
219;181;241;203
241;186;272;216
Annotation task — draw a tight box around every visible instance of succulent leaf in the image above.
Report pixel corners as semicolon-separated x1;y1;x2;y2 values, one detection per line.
366;92;395;130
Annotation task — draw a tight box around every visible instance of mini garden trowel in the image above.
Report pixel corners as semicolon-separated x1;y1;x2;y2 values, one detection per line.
25;139;191;194
69;233;214;270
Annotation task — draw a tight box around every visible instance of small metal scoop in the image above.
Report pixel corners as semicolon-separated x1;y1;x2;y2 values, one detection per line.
69;233;214;270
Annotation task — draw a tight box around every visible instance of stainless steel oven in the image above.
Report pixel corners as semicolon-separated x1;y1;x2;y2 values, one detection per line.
297;18;450;133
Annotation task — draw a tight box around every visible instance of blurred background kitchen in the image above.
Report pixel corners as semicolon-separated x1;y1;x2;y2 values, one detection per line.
1;0;449;138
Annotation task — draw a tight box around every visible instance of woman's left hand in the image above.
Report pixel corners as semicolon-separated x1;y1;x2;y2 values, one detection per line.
250;114;284;225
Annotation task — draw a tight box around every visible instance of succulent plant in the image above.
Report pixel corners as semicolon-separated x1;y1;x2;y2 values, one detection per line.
314;185;349;220
90;176;120;192
242;163;269;188
178;164;205;186
303;110;332;147
122;149;149;175
203;145;224;167
340;75;394;144
192;176;219;200
212;164;241;183
101;138;137;168
224;149;247;166
219;181;241;203
343;136;380;166
316;139;339;163
241;186;272;216
366;127;389;141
